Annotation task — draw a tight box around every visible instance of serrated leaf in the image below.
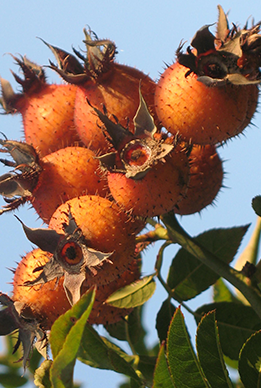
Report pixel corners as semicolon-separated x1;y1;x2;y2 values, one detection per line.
252;196;261;217
156;299;176;343
167;308;209;387
195;302;261;360
213;279;239;303
167;226;249;301
153;344;175;388
34;360;52;388
196;310;233;388
78;324;142;384
49;289;95;388
239;329;261;388
106;275;156;308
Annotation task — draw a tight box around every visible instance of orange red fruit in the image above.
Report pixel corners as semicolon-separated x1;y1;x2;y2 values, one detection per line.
0;141;108;222
175;145;224;215
46;29;159;153
155;7;260;145
0;56;80;156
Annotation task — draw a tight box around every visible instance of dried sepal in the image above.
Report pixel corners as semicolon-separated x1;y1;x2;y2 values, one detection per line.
96;90;174;179
45;28;116;83
0;293;47;370
177;5;261;86
0;139;41;214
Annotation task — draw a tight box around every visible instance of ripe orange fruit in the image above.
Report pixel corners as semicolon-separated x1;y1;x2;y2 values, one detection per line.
12;248;71;331
0;140;108;222
0;56;80;156
96;92;190;217
154;7;260;145
46;30;159;153
175;145;224;215
17;195;137;305
12;249;140;328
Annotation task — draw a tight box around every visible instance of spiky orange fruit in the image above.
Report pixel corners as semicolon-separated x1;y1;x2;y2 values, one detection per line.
46;30;159;153
48;195;137;286
0;141;108;222
12;248;71;331
0;56;80;156
107;148;189;217
12;248;140;329
18;195;138;305
95;91;190;217
175;145;224;215
154;7;260;145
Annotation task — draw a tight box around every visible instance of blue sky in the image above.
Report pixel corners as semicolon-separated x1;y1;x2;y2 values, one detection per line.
0;1;261;387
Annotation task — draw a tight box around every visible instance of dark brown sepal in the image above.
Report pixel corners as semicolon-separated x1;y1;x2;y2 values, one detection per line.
0;78;18;114
0;293;47;370
15;215;63;254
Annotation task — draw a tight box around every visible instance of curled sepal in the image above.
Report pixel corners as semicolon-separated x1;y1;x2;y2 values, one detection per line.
0;139;41;214
18;212;113;305
45;28;116;83
0;78;17;113
96;91;174;180
0;293;47;371
177;6;261;85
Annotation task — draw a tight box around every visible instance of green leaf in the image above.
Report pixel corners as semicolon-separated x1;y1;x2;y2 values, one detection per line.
196;310;233;388
238;329;261;388
78;324;142;384
156;299;176;343
153;344;175;388
34;360;52;388
167;307;209;387
106;275;156;308
50;289;96;388
0;373;27;387
195;302;261;360
167;226;249;301
213;279;239;303
252;196;261;217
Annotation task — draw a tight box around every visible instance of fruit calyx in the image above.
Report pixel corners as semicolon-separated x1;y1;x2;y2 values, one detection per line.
45;28;116;84
15;210;113;305
0;55;46;113
0;292;47;370
95;90;174;179
177;5;261;86
0;139;41;215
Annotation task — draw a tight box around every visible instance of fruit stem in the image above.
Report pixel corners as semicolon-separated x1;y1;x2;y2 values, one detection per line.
161;212;261;320
136;225;169;244
155;241;196;317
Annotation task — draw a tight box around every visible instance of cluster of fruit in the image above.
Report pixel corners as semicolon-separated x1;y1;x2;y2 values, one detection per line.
0;5;260;367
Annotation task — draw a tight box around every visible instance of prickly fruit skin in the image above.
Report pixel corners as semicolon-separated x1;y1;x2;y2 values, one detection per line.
155;61;259;145
175;145;223;215
12;249;71;331
74;64;158;153
88;258;141;325
15;83;80;156
48;195;137;287
106;145;190;217
32;146;108;223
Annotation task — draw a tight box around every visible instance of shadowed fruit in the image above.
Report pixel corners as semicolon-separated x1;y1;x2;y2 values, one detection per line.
175;144;224;215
